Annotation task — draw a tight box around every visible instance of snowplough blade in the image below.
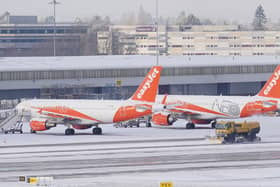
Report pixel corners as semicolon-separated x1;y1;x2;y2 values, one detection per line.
207;136;225;144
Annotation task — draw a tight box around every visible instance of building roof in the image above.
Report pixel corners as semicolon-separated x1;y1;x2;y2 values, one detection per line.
0;55;279;72
0;23;89;28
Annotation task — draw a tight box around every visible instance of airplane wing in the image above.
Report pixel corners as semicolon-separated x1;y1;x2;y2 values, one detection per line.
135;104;152;112
166;103;231;118
159;95;231;119
31;106;102;123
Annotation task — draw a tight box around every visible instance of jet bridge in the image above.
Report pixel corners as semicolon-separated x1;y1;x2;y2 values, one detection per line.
0;109;22;133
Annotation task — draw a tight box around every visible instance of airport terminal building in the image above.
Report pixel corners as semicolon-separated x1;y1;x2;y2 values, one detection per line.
0;55;277;100
0;14;91;57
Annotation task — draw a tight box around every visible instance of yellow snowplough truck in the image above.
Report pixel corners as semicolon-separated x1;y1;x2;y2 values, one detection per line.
210;121;261;144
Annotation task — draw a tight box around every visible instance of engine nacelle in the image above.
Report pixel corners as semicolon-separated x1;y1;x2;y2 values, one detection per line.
72;125;92;130
240;100;278;117
30;118;55;131
152;113;175;126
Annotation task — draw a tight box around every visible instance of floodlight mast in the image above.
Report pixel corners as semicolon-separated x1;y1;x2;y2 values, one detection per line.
156;0;159;66
49;0;60;56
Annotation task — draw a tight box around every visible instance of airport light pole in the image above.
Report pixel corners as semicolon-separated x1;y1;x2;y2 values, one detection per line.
155;0;159;66
49;0;60;56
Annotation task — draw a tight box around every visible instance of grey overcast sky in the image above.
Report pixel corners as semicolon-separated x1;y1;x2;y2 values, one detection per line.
1;0;279;23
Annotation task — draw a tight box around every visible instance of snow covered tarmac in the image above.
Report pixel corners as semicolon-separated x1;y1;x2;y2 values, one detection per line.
1;117;280;187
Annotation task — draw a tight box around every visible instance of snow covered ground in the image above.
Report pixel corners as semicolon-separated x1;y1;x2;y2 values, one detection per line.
1;116;280;187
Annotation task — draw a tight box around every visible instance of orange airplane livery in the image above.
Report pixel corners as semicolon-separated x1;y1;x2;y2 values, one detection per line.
153;65;280;129
16;66;162;135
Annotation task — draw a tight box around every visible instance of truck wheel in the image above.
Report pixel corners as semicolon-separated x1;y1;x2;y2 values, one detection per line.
248;133;257;141
227;134;235;143
146;122;152;128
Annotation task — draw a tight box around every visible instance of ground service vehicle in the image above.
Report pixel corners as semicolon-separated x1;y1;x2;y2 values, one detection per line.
214;121;260;144
114;119;140;128
114;116;152;128
3;121;23;134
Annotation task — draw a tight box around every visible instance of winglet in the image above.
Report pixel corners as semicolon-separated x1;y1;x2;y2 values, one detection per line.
258;65;280;99
130;66;162;103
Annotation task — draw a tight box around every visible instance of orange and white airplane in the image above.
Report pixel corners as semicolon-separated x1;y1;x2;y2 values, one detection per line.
16;66;163;135
152;65;280;129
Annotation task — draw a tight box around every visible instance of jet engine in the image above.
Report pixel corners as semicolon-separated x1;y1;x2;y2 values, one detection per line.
240;100;278;117
30;118;56;131
152;113;176;126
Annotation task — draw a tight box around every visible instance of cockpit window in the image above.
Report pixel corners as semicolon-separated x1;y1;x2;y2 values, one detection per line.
216;122;231;129
225;123;231;129
215;123;226;129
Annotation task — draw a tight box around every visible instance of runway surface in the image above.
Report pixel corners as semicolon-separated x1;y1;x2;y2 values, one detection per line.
1;117;280;187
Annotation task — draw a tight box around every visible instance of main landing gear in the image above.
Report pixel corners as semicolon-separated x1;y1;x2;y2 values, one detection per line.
186;120;216;129
65;128;75;135
92;126;102;135
186;122;195;129
64;126;103;135
30;129;36;133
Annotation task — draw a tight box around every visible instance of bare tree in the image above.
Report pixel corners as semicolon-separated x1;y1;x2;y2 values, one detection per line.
137;5;153;25
186;14;201;25
119;12;136;25
176;11;188;25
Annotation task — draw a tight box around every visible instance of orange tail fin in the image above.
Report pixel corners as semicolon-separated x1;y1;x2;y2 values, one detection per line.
258;65;280;99
130;66;162;102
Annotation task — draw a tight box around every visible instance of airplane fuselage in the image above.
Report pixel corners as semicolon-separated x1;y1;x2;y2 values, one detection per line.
17;99;152;125
156;95;278;121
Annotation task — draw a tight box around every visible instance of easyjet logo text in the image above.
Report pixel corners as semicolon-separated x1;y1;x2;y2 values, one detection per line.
264;69;280;95
137;68;159;99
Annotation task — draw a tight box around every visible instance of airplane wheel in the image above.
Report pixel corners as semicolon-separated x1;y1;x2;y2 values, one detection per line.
65;128;75;135
30;129;36;133
186;123;195;129
93;127;102;135
191;123;195;129
146;122;152;128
